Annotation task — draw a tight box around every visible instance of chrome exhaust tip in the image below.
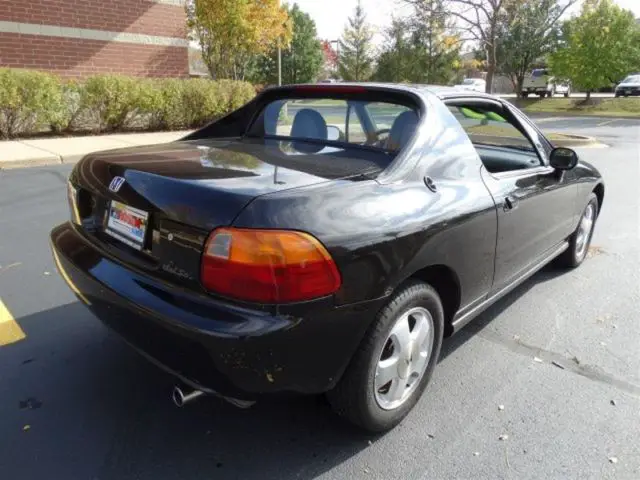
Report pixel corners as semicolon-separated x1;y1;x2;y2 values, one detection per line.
172;385;204;407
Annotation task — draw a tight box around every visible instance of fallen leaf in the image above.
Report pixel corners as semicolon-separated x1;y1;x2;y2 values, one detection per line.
265;372;274;383
533;357;543;363
609;457;618;464
612;324;618;329
513;335;520;341
364;468;370;474
43;271;51;276
610;400;616;406
368;440;372;446
499;434;509;441
498;405;505;411
23;425;30;431
473;452;480;456
427;433;435;439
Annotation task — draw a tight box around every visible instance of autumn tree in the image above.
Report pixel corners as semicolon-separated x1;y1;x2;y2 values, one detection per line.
497;0;576;97
249;4;324;85
187;0;292;80
549;0;640;99
320;41;339;79
338;0;375;81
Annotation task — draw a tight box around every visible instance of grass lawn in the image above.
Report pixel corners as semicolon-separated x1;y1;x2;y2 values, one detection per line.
514;98;640;117
465;124;582;142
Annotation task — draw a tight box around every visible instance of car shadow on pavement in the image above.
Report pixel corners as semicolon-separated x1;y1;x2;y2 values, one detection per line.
440;264;565;360
0;265;566;479
0;302;371;480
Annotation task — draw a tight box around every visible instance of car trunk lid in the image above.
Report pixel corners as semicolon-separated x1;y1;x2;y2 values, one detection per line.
69;138;382;289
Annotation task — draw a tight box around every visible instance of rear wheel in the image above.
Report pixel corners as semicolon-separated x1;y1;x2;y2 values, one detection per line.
327;281;444;432
556;193;599;268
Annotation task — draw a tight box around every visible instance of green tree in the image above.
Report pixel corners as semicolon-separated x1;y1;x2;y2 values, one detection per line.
405;0;516;93
186;0;292;80
549;0;640;99
498;0;576;97
374;18;414;82
250;4;324;85
375;1;461;84
338;0;374;81
409;0;461;84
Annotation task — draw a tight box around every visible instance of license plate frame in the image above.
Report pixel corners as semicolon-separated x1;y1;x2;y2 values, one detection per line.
105;200;149;251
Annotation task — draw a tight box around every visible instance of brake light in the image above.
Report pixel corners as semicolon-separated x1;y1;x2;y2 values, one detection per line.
293;85;367;94
201;228;341;303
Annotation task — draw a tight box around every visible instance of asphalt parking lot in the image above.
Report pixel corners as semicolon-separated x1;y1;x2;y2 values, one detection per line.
0;117;638;480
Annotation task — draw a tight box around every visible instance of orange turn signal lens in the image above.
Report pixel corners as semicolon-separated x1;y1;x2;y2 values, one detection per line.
201;228;341;303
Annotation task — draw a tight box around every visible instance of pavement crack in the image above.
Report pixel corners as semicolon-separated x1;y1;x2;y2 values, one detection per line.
478;329;640;398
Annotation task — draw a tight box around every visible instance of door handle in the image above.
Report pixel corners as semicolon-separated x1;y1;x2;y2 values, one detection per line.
504;196;518;212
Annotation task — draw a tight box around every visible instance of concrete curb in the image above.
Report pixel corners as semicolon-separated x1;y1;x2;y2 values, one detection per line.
549;134;600;148
1;131;192;170
525;110;640;121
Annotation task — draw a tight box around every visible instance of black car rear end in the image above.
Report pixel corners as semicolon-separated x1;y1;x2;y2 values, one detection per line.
51;84;424;401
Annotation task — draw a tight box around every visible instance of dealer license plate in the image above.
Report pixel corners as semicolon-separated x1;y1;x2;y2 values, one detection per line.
105;201;149;250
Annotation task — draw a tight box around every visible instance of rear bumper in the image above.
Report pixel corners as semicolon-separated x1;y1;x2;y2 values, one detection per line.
615;90;640;96
50;222;383;399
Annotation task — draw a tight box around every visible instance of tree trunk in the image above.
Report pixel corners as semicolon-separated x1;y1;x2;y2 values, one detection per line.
586;91;591;100
485;44;496;94
516;76;525;98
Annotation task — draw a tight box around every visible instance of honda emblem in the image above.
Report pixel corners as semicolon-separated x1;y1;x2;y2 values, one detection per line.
109;176;125;193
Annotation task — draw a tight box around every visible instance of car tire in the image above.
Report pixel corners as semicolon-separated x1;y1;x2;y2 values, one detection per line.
564;91;570;98
556;193;599;268
327;280;444;433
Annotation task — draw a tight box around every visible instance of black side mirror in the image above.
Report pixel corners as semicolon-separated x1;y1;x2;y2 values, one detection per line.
550;147;578;170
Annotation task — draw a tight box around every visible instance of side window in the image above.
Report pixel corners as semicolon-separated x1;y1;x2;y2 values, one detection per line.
447;104;543;174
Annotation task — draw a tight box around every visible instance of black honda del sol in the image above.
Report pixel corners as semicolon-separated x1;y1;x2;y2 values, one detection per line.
51;83;604;432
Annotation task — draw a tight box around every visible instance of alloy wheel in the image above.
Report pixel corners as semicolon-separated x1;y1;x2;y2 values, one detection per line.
575;203;595;259
374;307;435;410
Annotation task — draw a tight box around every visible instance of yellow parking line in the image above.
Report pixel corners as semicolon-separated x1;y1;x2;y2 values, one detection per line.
0;298;26;346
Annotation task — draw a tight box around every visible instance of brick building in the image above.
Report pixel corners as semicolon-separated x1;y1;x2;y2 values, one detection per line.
0;0;190;78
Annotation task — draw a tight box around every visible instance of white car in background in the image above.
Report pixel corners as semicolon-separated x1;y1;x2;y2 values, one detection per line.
455;78;487;93
522;69;571;98
615;74;640;97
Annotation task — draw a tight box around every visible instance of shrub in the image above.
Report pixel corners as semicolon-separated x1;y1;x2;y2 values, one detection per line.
49;80;84;134
141;79;189;131
181;79;227;128
215;79;256;112
0;69;257;137
81;75;143;132
0;69;64;138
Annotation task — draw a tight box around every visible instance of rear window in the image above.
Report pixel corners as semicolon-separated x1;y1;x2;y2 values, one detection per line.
248;97;419;154
622;75;640;83
532;69;549;77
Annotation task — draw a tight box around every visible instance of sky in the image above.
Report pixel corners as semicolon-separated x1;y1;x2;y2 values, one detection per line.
293;0;640;47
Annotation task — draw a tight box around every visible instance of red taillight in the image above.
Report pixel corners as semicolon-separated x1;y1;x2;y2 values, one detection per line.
293;85;367;94
201;228;341;303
